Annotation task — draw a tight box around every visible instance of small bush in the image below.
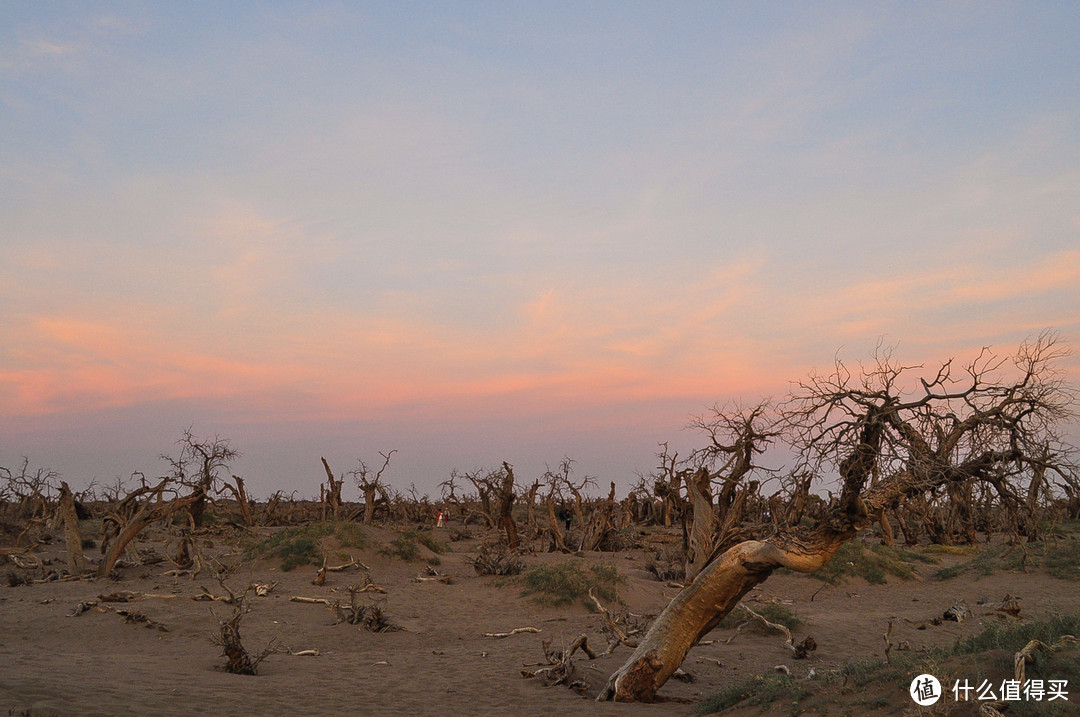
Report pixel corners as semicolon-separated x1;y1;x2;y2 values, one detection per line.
379;531;421;562
1044;538;1080;580
448;527;473;542
921;543;977;556
277;537;321;571
332;522;370;549
246;522;368;571
416;532;449;555
521;560;623;608
934;538;1080;581
470;542;524;576
697;675;810;715
933;564;964;580
1051;519;1080;537
953;613;1080;655
812;540;922;585
834;657;910;688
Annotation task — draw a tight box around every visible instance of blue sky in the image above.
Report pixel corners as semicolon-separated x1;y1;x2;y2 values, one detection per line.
2;2;1078;496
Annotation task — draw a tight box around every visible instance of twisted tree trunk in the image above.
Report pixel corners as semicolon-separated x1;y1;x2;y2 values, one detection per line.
98;481;203;578
684;468;714;581
58;482;86;573
497;462;519;549
598;530;852;702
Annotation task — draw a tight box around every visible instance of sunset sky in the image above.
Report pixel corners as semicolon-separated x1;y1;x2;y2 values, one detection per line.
2;3;1078;497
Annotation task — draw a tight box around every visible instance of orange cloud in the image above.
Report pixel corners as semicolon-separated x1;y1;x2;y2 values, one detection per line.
5;220;1074;431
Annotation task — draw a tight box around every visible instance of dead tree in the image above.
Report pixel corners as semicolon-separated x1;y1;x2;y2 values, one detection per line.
163;430;239;528
464;464;519;546
523;480;542;538
683;468;714;581
211;581;278;674
496;462;519;549
98;479;203;578
1;459;59;545
599;333;1078;702
544;458;596;549
543;476;572;553
580;481;619;552
348;451;395;524
438;473;465;520
626;475;661;525
652;445;685;529
320;457;344;521
221;475;255;526
57;481;86;572
464;469;497;528
689;401;779;563
540;459;591;552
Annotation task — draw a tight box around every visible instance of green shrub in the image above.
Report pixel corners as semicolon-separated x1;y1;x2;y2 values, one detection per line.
521;560;623;608
834;657;910;688
332;522;371;549
812;541;922;585
379;531;421;562
1044;538;1080;580
953;613;1080;655
952;613;1080;716
696;675;810;715
416;532;450;555
934;538;1080;581
277;537;321;571
246;521;368;571
697;616;1080;717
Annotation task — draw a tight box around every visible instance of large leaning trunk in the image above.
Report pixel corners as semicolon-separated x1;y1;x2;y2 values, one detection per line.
600;414;882;702
600;334;1076;702
597;530;852;702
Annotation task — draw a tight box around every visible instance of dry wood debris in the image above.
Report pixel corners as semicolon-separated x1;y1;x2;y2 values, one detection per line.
484;627;540;638
521;634;597;693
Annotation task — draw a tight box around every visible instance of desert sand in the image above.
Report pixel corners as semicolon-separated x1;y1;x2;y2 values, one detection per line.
3;523;1079;717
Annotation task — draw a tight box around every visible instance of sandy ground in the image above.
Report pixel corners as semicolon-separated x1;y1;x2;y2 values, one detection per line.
3;524;1079;717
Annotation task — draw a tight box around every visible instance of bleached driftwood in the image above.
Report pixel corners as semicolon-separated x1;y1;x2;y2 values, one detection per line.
252;581;278;596
326;557;370;572
484;627;541;638
730;605;817;659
